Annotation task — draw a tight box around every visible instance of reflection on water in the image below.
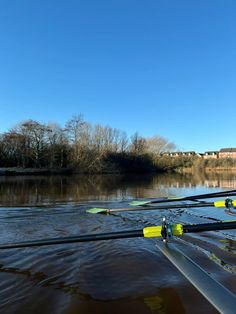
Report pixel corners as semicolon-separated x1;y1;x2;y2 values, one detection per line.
178;237;236;274
144;289;186;314
220;239;236;254
67;289;186;314
0;172;235;313
1;171;236;206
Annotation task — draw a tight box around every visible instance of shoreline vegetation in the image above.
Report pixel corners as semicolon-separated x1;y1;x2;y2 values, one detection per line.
1;166;236;176
1;162;236;176
1;115;236;175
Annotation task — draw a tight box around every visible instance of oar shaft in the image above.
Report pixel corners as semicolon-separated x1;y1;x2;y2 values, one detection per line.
0;221;235;250
90;199;236;214
0;229;144;250
183;190;236;200
151;190;236;204
183;221;236;233
110;202;214;212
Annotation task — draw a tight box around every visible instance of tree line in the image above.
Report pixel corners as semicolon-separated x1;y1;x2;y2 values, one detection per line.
0;115;176;173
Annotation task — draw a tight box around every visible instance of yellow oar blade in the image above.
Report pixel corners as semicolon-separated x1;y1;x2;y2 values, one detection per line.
129;197;182;206
86;208;108;214
129;200;151;206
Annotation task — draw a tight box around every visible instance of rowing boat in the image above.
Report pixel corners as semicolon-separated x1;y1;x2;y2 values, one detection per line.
1;189;236;313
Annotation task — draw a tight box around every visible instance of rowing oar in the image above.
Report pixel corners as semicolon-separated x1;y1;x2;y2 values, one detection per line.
129;189;236;206
0;220;236;250
1;223;235;313
86;199;236;214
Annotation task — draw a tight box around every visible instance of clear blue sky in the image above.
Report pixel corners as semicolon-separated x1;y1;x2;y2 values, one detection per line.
0;0;235;152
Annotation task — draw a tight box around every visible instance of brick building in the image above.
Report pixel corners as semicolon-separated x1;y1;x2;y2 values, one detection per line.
218;148;236;159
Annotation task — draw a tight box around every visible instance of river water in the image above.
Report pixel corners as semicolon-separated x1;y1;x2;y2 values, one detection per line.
0;172;235;313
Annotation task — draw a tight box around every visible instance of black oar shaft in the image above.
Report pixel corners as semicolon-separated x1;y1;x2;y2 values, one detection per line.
185;190;236;198
183;221;236;233
151;190;236;204
0;229;144;250
0;221;235;250
111;202;214;212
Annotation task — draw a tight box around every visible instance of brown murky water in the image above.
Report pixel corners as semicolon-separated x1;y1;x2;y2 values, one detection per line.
0;172;236;313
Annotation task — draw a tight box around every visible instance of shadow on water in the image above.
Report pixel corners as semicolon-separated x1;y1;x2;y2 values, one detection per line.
0;264;187;313
220;239;236;254
0;258;210;314
66;288;187;314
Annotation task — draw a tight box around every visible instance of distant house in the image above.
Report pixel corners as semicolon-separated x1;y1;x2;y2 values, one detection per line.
182;151;202;157
203;151;218;159
219;148;236;159
161;151;200;157
161;148;236;159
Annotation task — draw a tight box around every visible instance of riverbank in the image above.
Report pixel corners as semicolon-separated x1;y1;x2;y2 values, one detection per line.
0;167;161;176
205;167;236;172
0;167;73;175
179;167;236;173
1;165;236;176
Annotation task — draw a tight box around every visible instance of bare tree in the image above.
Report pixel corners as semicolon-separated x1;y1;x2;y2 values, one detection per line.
46;123;69;168
65;114;90;166
130;132;147;154
14;120;48;167
0;116;177;173
118;131;129;152
0;131;26;166
145;135;176;155
65;114;85;144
